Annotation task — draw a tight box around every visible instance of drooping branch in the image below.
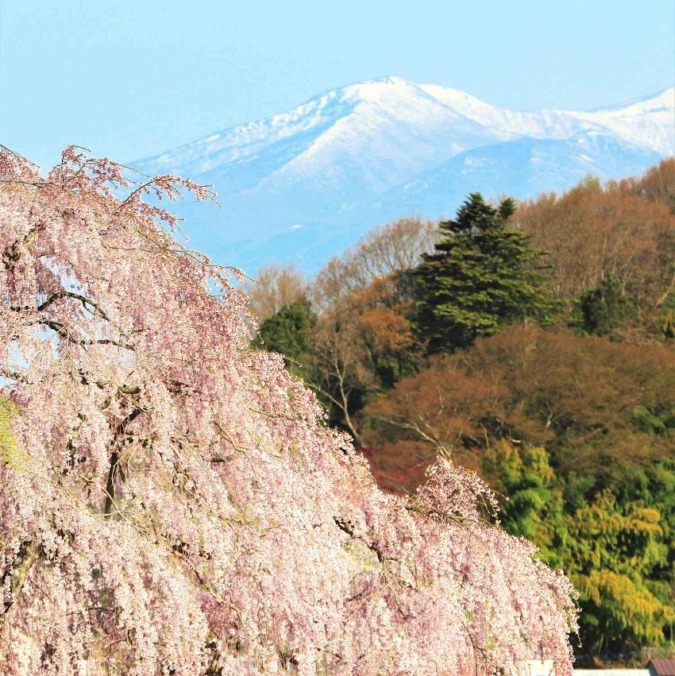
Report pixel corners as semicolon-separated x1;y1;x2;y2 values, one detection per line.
0;367;26;384
2;221;47;272
333;516;384;564
0;146;579;674
405;503;468;526
36;290;111;321
368;412;454;458
11;290;141;350
38;319;135;351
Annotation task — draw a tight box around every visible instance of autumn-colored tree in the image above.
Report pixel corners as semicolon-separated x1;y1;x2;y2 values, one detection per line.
367;325;674;477
251;218;431;442
310;216;436;308
346;216;437;285
613;157;675;213
364;354;504;463
363;324;675;652
414;193;555;353
244;263;306;320
361;351;509;495
516;171;675;328
308;275;419;442
0;147;577;674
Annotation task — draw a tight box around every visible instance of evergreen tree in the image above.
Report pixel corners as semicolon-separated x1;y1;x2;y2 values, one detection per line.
414;193;555;353
578;274;634;336
251;298;315;377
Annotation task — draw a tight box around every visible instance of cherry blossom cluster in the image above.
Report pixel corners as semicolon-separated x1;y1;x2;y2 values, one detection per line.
0;147;577;674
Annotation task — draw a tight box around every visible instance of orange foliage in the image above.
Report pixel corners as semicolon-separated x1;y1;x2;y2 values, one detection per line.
309;274;420;442
363;325;675;492
516;170;675;313
611;157;675;211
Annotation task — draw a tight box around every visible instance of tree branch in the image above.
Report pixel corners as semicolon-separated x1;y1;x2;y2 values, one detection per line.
333;517;384;564
0;367;26;383
37;290;111;321
38;319;135;351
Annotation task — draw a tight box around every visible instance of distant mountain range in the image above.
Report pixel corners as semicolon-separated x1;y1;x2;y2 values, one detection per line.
134;77;674;275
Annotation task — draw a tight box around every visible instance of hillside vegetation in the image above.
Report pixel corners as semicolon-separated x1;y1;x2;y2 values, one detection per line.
251;159;675;659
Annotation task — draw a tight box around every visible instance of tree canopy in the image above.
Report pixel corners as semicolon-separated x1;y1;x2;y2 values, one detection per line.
0;148;577;674
251;298;315;378
363;324;675;652
516;163;675;336
414;193;555;353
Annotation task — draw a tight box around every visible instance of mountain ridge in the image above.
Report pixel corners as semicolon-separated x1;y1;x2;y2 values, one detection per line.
134;77;674;274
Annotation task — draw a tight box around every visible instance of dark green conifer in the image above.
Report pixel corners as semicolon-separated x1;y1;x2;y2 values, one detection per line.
414;193;555;353
578;273;635;336
252;298;315;377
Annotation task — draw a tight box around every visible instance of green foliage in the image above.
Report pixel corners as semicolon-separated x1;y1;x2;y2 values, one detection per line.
658;291;675;340
574;570;673;651
0;398;26;471
661;310;675;340
578;274;635;336
246;166;675;658
251;298;315;377
483;441;567;566
487;442;675;652
0;400;28;472
414;193;556;353
566;491;674;653
366;324;675;653
630;404;674;435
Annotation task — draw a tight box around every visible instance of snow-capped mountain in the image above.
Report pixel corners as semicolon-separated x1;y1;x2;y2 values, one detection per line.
134;77;674;275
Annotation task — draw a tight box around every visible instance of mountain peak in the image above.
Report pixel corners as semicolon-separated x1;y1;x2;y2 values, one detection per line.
133;78;673;274
370;75;411;86
339;75;428;104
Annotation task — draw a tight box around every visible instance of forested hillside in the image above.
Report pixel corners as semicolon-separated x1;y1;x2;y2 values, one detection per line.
251;159;675;661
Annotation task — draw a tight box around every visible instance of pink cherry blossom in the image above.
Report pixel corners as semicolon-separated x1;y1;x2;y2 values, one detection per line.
0;146;577;674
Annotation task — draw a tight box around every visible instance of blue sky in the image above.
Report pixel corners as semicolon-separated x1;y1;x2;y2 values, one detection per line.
1;0;673;170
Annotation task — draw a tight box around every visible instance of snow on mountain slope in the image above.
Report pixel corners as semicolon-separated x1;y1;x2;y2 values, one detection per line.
419;83;674;154
139;77;506;197
140;90;357;179
576;87;675;155
419;84;599;140
372;131;661;222
133;77;674;274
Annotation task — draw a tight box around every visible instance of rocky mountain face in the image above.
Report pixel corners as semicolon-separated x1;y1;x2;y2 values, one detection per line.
135;77;674;275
